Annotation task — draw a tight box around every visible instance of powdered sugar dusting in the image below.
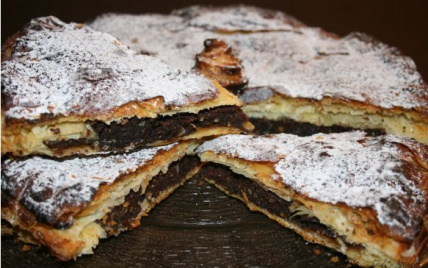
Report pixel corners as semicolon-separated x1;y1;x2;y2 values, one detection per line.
90;13;212;72
173;5;300;32
90;6;428;112
196;132;426;238
1;143;176;225
239;30;426;110
2;16;218;121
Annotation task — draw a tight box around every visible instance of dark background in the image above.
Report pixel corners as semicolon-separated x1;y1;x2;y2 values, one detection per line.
2;0;428;80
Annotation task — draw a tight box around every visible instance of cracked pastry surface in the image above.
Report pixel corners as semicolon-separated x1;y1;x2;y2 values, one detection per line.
196;132;428;268
90;5;428;144
1;141;201;260
1;16;252;157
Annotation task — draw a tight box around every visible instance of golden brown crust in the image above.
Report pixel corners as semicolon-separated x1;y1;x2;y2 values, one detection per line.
194;38;248;94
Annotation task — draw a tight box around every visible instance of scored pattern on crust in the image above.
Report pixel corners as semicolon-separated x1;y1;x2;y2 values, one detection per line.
1;143;176;226
1;16;218;121
196;132;427;240
90;5;428;114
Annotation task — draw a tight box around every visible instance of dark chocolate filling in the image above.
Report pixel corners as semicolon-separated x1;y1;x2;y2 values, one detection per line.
196;164;338;239
97;156;200;236
44;106;249;152
249;117;385;137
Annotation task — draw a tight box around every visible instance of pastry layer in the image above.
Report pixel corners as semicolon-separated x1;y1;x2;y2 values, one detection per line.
196;133;428;268
1;141;200;260
194;38;248;94
2;105;253;157
241;93;428;144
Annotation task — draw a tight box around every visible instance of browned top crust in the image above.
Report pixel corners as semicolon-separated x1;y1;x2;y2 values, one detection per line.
91;5;428;118
1;16;225;125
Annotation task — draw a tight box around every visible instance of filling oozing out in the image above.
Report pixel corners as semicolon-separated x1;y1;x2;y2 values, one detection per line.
249;117;385;137
97;156;200;236
44;106;249;151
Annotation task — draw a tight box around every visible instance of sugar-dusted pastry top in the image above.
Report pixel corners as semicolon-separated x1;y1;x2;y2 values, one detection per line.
196;132;428;240
171;5;304;32
91;5;428;115
1;143;176;226
1;16;218;122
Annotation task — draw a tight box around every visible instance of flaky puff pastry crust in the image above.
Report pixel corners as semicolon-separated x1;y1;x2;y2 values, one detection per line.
241;90;428;145
1;141;200;260
1;16;251;157
196;132;428;268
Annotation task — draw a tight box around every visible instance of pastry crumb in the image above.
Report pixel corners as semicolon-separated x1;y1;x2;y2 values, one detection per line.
331;256;339;263
314;249;321;255
22;245;31;251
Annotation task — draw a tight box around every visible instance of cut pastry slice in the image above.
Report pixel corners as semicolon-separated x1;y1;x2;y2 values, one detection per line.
1;141;201;261
196;132;428;268
91;5;428;144
1;16;253;157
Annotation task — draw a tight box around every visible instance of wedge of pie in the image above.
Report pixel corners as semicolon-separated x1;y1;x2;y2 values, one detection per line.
1;141;200;260
1;16;253;157
196;132;428;268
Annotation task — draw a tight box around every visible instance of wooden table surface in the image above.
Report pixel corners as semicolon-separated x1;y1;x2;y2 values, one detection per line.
1;1;427;267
